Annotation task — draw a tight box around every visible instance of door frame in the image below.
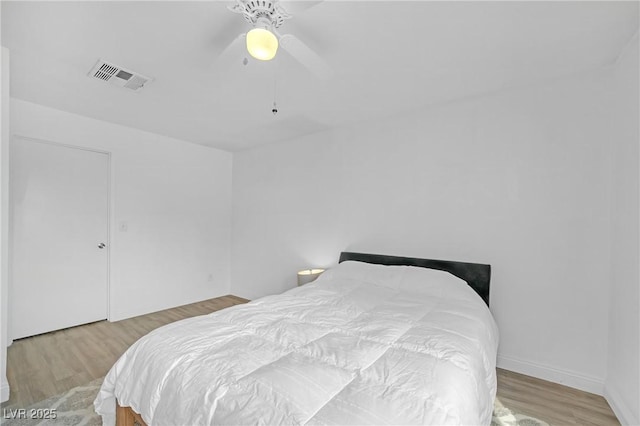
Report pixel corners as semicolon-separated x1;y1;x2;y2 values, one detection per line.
8;135;112;343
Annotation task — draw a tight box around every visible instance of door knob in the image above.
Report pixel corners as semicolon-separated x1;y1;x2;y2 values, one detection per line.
98;243;106;249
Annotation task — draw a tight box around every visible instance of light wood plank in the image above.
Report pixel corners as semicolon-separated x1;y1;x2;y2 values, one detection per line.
1;295;248;408
496;368;620;425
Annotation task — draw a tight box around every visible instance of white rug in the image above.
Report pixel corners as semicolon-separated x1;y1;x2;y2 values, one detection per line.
1;378;102;426
3;378;550;426
491;398;551;426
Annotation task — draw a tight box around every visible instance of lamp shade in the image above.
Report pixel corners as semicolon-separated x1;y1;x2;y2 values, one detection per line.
246;28;278;61
297;268;325;286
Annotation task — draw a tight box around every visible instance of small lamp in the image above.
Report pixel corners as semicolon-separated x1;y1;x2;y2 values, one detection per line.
246;26;278;61
297;268;325;286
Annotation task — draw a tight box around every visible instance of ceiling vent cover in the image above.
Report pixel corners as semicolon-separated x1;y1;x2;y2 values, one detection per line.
88;60;152;91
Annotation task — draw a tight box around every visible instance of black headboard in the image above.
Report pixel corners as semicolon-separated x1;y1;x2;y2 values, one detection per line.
339;252;491;307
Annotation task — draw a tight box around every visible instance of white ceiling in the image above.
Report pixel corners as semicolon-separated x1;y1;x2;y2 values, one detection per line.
2;1;638;151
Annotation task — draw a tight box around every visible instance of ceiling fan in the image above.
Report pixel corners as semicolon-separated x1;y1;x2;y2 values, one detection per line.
217;0;332;79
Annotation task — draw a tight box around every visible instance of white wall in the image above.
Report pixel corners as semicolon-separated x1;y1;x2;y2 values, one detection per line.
232;70;614;394
10;99;232;324
605;35;639;426
1;46;11;402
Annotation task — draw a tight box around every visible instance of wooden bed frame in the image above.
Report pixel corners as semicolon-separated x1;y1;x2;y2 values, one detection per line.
115;251;492;425
117;402;148;426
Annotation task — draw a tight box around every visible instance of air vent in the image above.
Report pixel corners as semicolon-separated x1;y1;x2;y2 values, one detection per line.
88;60;152;92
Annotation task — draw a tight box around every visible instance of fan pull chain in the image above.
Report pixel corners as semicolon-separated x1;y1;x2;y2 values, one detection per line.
272;58;279;115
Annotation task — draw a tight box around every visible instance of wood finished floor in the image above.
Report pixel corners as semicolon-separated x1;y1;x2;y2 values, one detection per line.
496;369;619;425
1;295;620;425
1;295;248;408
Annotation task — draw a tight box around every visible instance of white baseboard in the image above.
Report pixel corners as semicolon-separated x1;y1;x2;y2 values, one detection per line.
497;354;604;395
604;384;639;426
0;375;9;403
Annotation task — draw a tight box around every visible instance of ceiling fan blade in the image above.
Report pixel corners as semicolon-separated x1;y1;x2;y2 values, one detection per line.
278;0;324;15
213;33;248;72
279;33;332;80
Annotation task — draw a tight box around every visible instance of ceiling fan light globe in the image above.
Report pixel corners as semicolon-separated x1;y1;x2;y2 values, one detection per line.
246;28;278;61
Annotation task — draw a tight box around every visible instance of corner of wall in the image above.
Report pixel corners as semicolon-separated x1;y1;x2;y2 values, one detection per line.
605;384;640;426
605;30;640;426
1;45;11;403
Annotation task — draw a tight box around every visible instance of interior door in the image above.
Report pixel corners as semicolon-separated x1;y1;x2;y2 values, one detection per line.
10;137;109;339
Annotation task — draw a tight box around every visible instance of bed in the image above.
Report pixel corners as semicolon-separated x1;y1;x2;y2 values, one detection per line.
94;251;499;425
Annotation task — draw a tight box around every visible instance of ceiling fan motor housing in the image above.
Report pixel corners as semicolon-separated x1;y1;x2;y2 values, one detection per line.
225;0;333;79
229;0;291;29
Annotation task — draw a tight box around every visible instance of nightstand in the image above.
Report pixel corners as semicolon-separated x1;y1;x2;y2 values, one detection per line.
297;269;324;286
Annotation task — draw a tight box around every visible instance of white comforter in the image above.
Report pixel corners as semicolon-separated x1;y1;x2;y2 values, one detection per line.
95;261;499;426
